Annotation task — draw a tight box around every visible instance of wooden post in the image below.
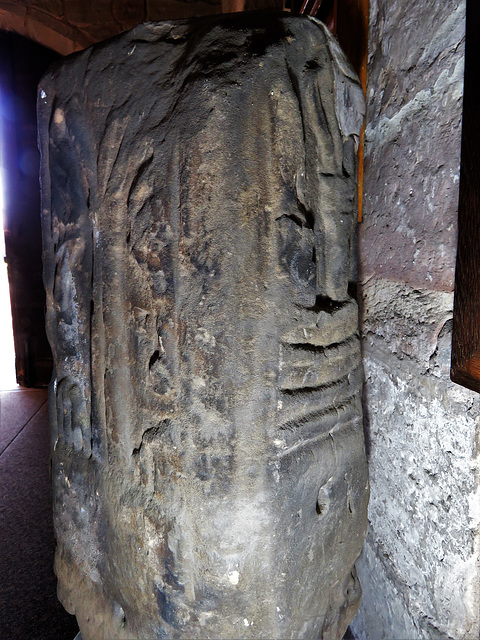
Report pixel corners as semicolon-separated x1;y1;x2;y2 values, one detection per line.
451;0;480;392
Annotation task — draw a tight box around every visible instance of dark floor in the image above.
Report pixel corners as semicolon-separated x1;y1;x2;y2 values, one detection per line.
0;388;79;640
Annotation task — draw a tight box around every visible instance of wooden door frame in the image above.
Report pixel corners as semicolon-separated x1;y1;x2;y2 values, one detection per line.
451;0;480;393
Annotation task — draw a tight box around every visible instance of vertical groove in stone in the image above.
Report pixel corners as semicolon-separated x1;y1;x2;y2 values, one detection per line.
40;13;367;639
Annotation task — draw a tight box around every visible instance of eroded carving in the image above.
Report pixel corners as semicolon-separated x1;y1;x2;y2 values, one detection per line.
40;13;368;640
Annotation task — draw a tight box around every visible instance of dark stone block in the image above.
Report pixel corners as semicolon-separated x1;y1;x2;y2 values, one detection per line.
39;13;367;639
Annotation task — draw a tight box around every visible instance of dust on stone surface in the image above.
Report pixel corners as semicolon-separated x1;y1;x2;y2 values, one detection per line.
40;12;368;640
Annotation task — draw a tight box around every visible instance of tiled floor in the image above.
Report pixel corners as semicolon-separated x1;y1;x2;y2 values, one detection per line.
0;388;79;640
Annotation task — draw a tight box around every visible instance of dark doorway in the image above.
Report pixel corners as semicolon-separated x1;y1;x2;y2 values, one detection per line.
0;30;80;640
0;31;58;387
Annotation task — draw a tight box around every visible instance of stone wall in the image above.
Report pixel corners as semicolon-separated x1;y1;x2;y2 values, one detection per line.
351;0;480;638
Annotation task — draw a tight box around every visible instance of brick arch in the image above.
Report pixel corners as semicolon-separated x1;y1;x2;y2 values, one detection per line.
0;0;222;55
0;3;90;54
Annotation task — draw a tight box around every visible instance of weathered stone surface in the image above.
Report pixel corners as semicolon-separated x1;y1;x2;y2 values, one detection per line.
351;0;480;638
355;333;480;639
359;0;465;292
39;14;367;639
360;279;453;369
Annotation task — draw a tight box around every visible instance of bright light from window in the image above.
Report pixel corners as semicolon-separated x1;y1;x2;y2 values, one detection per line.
0;130;18;390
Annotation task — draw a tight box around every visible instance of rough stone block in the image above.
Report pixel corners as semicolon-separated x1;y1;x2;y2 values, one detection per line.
352;337;480;639
39;14;367;639
359;0;464;291
359;279;453;368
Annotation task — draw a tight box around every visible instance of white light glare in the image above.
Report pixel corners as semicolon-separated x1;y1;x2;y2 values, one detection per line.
0;162;18;390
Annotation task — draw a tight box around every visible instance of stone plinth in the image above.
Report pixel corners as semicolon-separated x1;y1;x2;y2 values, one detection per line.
39;14;367;639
